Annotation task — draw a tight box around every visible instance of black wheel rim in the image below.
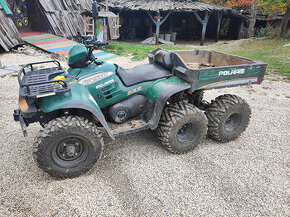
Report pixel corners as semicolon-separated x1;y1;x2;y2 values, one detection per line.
52;136;90;168
224;113;242;132
56;137;85;161
176;123;198;144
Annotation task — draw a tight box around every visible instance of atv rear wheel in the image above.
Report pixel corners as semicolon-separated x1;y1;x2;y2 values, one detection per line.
156;101;208;154
33;116;103;178
205;94;251;142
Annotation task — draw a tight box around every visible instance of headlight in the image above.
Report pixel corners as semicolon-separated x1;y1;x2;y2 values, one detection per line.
19;97;29;112
78;72;113;86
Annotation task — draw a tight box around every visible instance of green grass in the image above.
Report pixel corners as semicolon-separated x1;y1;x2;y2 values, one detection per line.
104;37;290;77
211;37;290;77
104;41;190;61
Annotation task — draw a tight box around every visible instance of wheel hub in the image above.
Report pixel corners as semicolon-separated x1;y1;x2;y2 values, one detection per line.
57;138;84;161
65;145;76;157
225;113;242;132
176;123;197;143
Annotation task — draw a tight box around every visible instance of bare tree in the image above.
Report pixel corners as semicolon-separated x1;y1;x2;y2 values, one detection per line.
248;0;257;37
280;6;290;36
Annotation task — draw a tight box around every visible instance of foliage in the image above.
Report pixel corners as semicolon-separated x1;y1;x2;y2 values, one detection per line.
257;26;274;37
257;0;289;13
202;0;254;10
203;0;289;12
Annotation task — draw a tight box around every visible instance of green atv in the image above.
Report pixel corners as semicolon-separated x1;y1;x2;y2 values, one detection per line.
13;2;267;178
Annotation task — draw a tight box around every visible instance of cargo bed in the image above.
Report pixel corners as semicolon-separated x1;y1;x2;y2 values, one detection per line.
149;49;267;91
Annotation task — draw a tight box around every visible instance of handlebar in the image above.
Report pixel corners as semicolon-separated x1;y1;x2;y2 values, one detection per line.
81;35;93;41
81;35;108;48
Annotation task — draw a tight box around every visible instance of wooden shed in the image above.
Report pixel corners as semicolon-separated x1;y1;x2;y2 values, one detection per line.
0;0;95;51
105;0;248;45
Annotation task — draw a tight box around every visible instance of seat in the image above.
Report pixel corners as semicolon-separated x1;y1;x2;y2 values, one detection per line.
117;64;171;87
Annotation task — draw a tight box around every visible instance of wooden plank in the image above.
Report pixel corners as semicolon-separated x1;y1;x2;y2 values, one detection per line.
20;32;46;37
28;36;63;43
32;38;69;45
0;10;22;51
38;42;76;49
23;34;55;40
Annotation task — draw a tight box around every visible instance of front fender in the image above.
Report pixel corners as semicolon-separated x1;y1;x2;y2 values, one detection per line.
39;84;115;139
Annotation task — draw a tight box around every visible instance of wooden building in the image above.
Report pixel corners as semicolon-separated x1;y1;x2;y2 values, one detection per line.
105;0;248;45
0;0;94;51
0;2;23;51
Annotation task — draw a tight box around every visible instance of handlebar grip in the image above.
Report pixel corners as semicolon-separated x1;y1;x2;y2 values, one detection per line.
93;41;108;47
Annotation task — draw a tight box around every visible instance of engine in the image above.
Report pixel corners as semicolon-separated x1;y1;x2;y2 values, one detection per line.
109;95;148;123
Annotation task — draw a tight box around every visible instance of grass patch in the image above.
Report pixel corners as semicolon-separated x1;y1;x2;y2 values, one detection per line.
210;37;290;77
104;41;189;61
104;37;289;77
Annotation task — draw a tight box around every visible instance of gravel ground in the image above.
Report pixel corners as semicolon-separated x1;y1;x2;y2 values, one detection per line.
0;50;289;216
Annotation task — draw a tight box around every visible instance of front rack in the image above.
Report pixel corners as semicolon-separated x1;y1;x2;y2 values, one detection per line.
18;60;71;97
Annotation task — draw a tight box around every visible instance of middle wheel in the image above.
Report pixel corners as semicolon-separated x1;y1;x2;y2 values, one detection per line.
156;101;208;154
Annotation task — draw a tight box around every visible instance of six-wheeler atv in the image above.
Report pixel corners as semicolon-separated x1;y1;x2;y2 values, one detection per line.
13;1;267;178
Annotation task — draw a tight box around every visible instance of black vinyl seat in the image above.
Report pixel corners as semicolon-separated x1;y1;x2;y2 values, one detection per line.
116;64;171;87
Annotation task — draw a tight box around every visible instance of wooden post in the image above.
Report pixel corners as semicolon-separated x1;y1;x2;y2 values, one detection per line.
106;0;108;12
169;15;173;35
238;19;244;39
193;11;210;46
84;15;87;35
156;11;161;45
147;11;171;45
149;19;153;37
216;12;222;42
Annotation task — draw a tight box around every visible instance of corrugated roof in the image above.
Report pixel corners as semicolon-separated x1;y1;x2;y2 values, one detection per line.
105;0;232;12
37;0;92;38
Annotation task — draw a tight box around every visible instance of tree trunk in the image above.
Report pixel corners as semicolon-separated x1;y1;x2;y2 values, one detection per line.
248;0;257;37
216;12;222;42
280;6;290;36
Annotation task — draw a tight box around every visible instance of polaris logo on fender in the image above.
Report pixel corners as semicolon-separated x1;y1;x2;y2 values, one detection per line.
219;69;245;76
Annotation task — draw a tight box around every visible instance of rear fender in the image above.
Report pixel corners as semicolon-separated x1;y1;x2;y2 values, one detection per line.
146;76;191;129
39;84;115;139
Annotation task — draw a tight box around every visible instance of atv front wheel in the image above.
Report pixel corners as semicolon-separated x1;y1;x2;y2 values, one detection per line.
156;101;208;154
205;94;251;142
33;116;103;178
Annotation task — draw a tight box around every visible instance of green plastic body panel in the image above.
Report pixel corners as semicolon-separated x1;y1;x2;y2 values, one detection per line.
197;66;262;89
38;60;187;134
68;44;88;66
39;84;98;113
146;76;186;101
65;63;152;109
39;84;115;139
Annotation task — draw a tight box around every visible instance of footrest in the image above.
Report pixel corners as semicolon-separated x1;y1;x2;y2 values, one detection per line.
109;119;149;136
